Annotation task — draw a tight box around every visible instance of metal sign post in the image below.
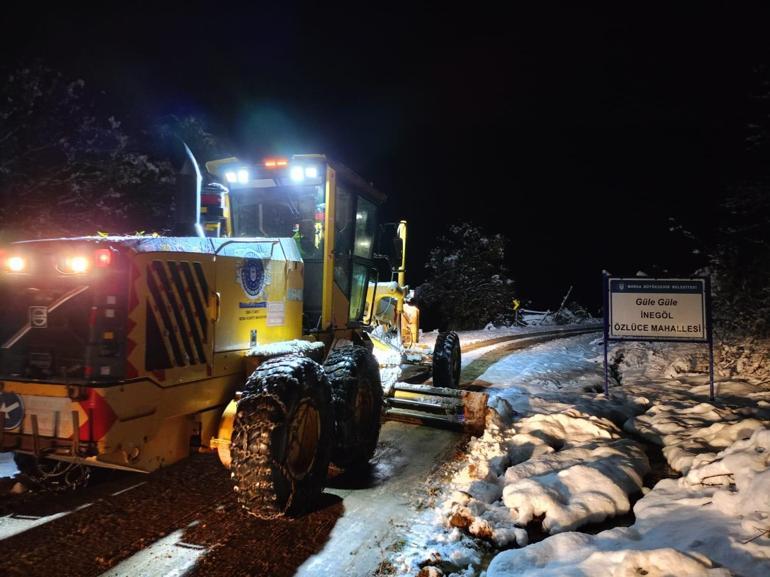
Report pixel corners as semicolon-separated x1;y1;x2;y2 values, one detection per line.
602;272;610;396
705;276;715;401
603;273;714;401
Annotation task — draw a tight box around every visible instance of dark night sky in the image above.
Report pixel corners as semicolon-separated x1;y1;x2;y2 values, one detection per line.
3;2;769;311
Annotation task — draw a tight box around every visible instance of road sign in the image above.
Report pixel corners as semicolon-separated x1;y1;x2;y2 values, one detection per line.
602;273;715;400
608;278;707;342
1;392;24;430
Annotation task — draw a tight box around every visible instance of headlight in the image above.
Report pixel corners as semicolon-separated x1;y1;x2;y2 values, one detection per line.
5;256;26;272
62;255;91;274
225;171;237;183
237;169;249;184
290;166;305;182
304;166;318;179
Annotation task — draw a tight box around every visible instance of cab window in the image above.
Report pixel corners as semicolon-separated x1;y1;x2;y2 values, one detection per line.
353;197;377;259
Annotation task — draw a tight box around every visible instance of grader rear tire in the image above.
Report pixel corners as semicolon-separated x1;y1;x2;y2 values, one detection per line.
323;345;383;469
230;354;333;519
432;331;461;389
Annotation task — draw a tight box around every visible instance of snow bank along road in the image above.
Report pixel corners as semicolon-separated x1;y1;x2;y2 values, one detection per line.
0;327;597;577
389;334;770;577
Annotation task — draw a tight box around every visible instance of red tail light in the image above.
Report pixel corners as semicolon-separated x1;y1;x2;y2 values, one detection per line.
201;193;224;207
94;249;112;267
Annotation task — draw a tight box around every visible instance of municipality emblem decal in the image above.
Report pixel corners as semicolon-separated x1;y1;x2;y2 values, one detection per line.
239;258;266;298
619;282;625;291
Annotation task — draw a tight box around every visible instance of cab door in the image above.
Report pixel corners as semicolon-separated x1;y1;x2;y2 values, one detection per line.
331;183;378;328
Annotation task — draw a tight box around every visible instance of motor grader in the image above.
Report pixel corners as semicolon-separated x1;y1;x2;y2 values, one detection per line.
0;149;486;518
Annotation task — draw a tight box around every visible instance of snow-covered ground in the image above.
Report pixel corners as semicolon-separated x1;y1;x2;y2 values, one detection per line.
391;333;770;577
419;320;601;350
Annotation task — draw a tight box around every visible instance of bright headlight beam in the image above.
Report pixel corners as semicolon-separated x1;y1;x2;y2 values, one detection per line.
67;256;90;274
225;171;237;183
237;169;249;184
304;166;318;179
290;166;305;182
6;256;25;272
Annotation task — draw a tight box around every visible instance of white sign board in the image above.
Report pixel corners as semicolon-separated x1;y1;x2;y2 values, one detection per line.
266;301;285;326
608;278;707;341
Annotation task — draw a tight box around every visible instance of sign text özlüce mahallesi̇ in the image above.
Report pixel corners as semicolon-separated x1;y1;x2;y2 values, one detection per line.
608;279;707;341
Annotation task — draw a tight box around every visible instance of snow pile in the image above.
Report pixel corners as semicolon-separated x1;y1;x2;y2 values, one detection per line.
442;405;649;545
393;397;650;574
685;427;770;536
626;401;769;474
442;490;529;548
502;438;648;533
247;339;325;361
488;426;770;577
486;532;732;577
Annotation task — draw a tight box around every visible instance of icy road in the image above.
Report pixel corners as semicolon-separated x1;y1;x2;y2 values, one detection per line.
0;328;600;577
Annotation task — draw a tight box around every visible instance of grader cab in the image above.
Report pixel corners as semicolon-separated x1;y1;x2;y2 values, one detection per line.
0;151;486;517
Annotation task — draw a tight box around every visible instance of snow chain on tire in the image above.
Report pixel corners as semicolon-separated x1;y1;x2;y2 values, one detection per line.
323;345;384;469
13;453;91;491
230;354;332;519
432;331;462;389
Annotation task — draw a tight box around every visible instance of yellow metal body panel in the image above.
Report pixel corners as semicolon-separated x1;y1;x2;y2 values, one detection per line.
211;398;238;469
396;220;407;293
1;374;242;471
1;238;305;473
213;249;303;351
128;253;214;385
322;166;336;329
401;302;420;347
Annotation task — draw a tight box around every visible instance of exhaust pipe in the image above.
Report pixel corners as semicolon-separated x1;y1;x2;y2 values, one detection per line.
173;141;205;237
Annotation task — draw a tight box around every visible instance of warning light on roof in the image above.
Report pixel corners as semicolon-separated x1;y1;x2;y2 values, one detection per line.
264;158;289;168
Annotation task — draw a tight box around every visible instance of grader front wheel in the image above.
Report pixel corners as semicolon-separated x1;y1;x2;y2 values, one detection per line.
229;354;333;519
432;331;462;389
323;345;384;469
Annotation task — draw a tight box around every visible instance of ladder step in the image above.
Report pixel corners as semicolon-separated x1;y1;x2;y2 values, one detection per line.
385;396;462;414
391;383;464;398
384;407;465;430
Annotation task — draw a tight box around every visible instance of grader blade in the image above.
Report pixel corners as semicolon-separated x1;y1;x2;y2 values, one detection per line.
384;383;488;436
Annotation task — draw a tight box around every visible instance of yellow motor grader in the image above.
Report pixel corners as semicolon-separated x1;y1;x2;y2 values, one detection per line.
0;149;486;518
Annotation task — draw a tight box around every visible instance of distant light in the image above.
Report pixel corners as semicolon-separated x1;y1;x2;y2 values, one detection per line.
225;171;237;183
305;166;318;179
237;169;249;184
6;256;26;272
290;166;305;182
